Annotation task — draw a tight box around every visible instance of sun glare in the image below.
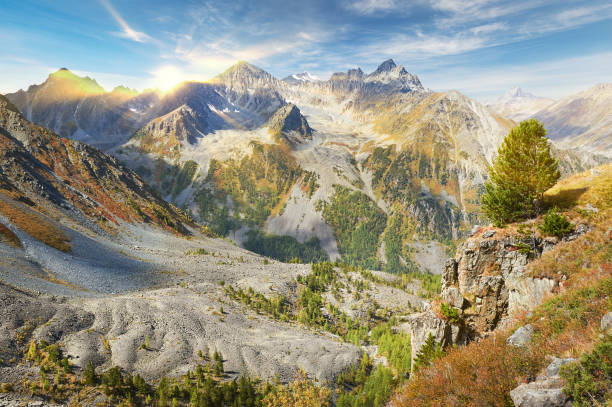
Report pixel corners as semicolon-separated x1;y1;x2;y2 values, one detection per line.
151;65;185;92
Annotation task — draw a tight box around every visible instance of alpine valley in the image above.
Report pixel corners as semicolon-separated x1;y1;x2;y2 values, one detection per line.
6;60;608;272
1;57;611;407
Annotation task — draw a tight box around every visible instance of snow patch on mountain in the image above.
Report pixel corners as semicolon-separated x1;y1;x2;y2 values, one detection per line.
282;71;321;84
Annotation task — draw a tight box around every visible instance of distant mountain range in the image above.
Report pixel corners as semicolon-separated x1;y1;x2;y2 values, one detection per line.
4;60;609;271
487;87;554;121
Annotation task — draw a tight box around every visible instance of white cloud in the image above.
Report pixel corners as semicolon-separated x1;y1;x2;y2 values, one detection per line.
99;0;151;42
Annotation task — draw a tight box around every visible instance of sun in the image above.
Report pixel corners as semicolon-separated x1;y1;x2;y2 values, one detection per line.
150;65;185;92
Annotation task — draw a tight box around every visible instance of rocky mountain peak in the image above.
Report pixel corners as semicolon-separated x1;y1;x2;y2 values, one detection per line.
216;61;273;83
373;58;397;74
364;60;423;92
267;103;312;144
46;68;106;95
329;67;364;82
508;87;524;97
502;87;533;100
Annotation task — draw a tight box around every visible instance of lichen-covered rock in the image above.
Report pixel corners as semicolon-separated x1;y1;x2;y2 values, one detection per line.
507;324;534;347
509;356;576;406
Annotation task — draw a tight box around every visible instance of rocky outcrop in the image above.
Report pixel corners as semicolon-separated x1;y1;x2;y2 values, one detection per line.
441;229;563;337
131;104;208;159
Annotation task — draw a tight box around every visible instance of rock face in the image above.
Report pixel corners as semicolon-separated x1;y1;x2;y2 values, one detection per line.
441;230;561;337
510;380;572;407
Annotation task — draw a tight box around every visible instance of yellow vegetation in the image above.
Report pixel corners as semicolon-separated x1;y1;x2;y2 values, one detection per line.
0;221;21;248
263;370;331;407
0;196;70;252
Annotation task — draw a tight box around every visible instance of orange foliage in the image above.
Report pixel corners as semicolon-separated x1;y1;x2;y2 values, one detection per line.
0;197;70;252
0;221;21;248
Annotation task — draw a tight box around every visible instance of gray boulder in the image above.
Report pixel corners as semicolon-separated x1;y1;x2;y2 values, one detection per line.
507;324;534;347
510;379;572;407
482;229;496;238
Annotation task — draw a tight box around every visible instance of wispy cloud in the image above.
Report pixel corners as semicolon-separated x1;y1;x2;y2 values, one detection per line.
345;0;402;15
99;0;151;42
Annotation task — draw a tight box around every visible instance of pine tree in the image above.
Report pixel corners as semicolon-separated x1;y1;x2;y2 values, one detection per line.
482;119;560;226
413;334;444;372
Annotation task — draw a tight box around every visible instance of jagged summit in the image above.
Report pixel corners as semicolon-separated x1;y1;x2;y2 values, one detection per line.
364;59;423;91
327;60;422;92
329;67;364;82
500;87;537;100
373;58;397;74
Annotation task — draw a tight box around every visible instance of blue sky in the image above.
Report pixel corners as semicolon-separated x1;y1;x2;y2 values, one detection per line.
1;0;610;100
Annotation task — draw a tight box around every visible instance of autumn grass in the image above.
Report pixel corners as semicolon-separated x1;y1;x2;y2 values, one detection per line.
544;163;612;210
0;221;21;248
0;197;70;252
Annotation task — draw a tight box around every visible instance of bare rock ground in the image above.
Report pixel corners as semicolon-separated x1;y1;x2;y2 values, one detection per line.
0;220;393;386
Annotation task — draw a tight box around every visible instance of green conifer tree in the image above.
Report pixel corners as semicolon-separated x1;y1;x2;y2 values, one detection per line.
413;334;444;372
482;119;560;226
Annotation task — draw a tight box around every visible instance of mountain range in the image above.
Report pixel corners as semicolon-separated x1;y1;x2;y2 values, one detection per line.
1;57;611;406
4;60;610;272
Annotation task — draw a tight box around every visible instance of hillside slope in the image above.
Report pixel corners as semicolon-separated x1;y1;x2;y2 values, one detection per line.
390;164;612;406
534;83;612;157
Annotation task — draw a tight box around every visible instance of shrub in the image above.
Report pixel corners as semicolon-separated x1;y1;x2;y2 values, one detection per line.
439;302;461;324
560;335;612;406
83;361;99;386
538;209;573;237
